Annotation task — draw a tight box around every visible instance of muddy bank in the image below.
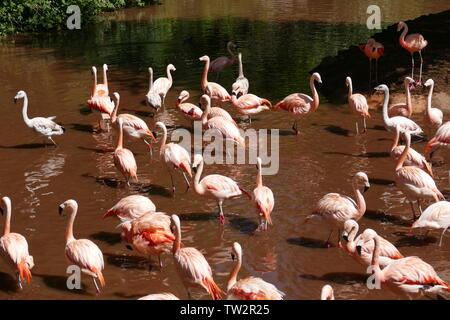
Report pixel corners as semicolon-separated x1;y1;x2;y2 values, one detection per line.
312;10;450;112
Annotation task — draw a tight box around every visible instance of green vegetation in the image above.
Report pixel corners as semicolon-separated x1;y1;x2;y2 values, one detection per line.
0;0;158;37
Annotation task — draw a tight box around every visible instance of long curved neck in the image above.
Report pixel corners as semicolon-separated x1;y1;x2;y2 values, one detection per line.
426;83;434;114
159;125;167;153
227;251;242;291
92;69;97;97
21;94;32;128
310;77;319;112
371;235;381;274
201;59;209;90
201;100;210;126
2;199;11;235
381;89;390;124
111;96;120;123
347;80;353;100
399;24;408;48
256;162;263;188
166;66;173;85
66;205;77;243
405;81;412;117
193;159;205;195
353;183;366;218
148;68;153;92
349;225;359;242
227;43;236;59
238;54;244;78
117;122;124;149
396;135;409;170
391;128;400;152
103;66;108;89
172;221;181;255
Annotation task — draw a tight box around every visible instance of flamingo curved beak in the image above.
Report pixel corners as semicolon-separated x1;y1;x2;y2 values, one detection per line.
364;184;370;193
0;206;3;215
14;98;18;104
58;204;65;216
231;253;236;261
342;232;349;242
356;245;362;255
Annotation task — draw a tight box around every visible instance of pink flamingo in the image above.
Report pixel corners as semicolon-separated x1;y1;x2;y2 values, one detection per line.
356;229;450;299
342;219;403;268
103;195;156;221
138;293;179;300
359;39;384;85
176;90;203;122
203;86;237;125
114;118;138;186
209;41;238;76
395;130;444;220
274;72;322;135
305;172;370;247
111;92;156;154
388;77;414;118
423;79;443;130
320;285;335;300
425;121;450;159
152;64;176;107
192;154;251;224
231;52;249;98
59;199;105;293
170;214;224;299
145;67;162;111
390;124;433;177
230;92;272;123
345;76;371;134
199;55;231;104
227;242;284;300
200;94;245;148
87;64;115;131
253;157;275;231
411;201;450;247
155;121;192;194
0;196;34;289
398;21;428;85
120;212;175;268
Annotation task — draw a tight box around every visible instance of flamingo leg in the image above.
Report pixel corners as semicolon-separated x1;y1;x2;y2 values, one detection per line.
418;200;423;216
143;139;153;157
337;228;341;248
418;51;424;85
16;273;23;290
158;255;163;269
409;200;417;221
325;230;333;248
92;277;100;294
292;120;299;135
363;117;367;134
410;53;415;81
169;171;175;195
439;227;448;247
218;201;225;225
355;121;359;135
48;136;57;146
182;172;190;192
186;288;192;300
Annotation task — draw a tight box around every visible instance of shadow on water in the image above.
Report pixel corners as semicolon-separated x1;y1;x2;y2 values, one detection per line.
299;272;367;285
135;110;155;118
0;272;19;293
77;146;114;154
90;231;122;246
177;212;218;222
69;123;94;133
0;143;52;149
372;125;386;131
103;252;154;271
79;107;92;115
368;178;395;186
286;237;330;249
363;209;411;227
229;216;259;235
324;125;351;137
323;151;390;158
392;231;437;247
36;273;90;295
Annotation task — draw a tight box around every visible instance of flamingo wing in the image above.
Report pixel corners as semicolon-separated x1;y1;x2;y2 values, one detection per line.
201;174;242;199
315;193;359;222
66;239;104;272
275;93;313;116
152;78;171;96
349;94;370;118
253;186;275;224
31;117;64;136
229;277;284;300
114;148;137;174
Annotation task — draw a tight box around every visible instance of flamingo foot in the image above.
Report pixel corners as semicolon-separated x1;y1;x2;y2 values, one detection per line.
324;242;331;248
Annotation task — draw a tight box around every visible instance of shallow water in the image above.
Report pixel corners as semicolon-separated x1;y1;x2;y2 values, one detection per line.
0;0;450;300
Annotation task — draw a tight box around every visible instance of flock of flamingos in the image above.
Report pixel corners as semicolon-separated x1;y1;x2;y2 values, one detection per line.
2;20;450;300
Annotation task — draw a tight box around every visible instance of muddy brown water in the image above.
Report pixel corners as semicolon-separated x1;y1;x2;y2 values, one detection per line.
0;0;450;300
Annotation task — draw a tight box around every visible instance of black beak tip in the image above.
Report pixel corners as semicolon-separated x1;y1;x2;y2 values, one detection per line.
356;245;362;255
343;235;348;242
0;207;3;215
364;186;370;193
192;166;198;174
58;205;64;215
14;98;17;104
231;253;235;261
126;245;133;251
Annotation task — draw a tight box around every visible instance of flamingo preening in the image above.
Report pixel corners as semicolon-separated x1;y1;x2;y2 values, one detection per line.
231;52;249;98
192;154;251;224
14;90;65;146
103;195;156;221
345;76;370;134
0;196;34;289
152;64;176;107
397;21;428;85
176;90;203;122
388;77;414;118
59;199;105;293
170;214;224;299
227;242;284;300
274;72;322;135
145;67;163;111
359;38;384;86
411;201;450;247
199;55;231;104
113;118;138;186
423;79;443;131
252;157;275;231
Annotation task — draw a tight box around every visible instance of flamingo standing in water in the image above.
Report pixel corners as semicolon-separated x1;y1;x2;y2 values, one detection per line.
103;195;156;221
425;121;450;159
200;95;245;147
113;118;138;186
192;154;251;224
375;85;423;137
231;52;249;98
170;214;224;299
120;212;175;268
395;131;444;220
345;76;370;134
227;242;284;300
423;79;443;130
199;55;231;104
209;41;238;78
274;72;322;135
305;172;370;247
411;201;450;246
152;64;176;107
359;38;384;86
390;125;433;177
0;197;34;289
87;65;115;131
155;122;192;194
138;293;179;300
388;77;414;118
357;229;450;299
342;219;403;268
59;199;105;293
230;92;272;123
320;285;335;300
252;157;275;231
176;90;203;122
14;90;65;146
111;92;156;154
397;21;428;86
145;67;162;111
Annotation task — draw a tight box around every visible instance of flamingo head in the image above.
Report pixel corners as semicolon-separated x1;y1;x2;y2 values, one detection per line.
199;94;211;110
58;199;78;216
374;84;388;92
345;76;352;87
312;72;322;85
404;77;415;85
227;41;238;50
256;157;262;170
356;229;377;255
168;64;176;72
91;66;97;75
354;172;370;193
170;214;181;233
113;92;120;102
397;21;406;32
103;64;108;72
231;242;242;261
342;219;358;242
178;90;189;103
199;55;209;63
14;90;26;103
424;79;434;87
231;83;240;96
191;153;203;173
